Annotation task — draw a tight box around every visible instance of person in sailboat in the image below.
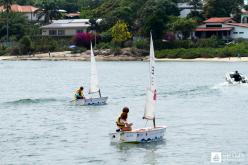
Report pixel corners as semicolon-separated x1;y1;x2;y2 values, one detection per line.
116;107;133;132
233;70;242;82
75;86;85;99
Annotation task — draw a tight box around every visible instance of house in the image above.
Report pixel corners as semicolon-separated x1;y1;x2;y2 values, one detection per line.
41;19;92;36
0;4;41;22
194;17;248;40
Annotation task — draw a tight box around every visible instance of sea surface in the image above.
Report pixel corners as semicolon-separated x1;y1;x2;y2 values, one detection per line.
0;61;247;165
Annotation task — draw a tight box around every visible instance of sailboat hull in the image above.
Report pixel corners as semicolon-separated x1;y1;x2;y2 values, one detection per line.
109;126;166;143
75;97;108;106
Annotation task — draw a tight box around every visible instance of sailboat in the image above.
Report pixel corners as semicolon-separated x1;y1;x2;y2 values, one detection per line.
110;34;166;143
75;43;108;105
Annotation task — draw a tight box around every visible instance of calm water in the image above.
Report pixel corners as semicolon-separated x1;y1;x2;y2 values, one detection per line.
0;61;247;165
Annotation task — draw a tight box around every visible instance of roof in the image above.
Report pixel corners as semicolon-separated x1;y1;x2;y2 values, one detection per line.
226;23;248;28
203;17;233;23
195;27;233;32
41;19;91;29
0;4;38;12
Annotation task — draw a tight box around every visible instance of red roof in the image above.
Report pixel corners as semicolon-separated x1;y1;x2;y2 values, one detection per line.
226;23;248;28
0;4;38;12
203;17;233;23
195;27;233;32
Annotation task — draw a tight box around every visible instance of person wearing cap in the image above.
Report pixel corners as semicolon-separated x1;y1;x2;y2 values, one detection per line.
75;86;85;99
116;107;133;132
233;70;242;82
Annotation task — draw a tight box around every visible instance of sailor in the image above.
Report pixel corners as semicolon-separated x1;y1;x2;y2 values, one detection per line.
233;71;242;82
75;86;85;99
116;107;133;132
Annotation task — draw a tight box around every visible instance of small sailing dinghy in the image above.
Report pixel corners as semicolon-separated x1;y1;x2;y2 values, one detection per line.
110;34;166;143
75;43;108;105
225;71;248;84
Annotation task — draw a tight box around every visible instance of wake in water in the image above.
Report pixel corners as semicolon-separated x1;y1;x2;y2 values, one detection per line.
4;98;58;105
160;85;217;98
212;82;248;89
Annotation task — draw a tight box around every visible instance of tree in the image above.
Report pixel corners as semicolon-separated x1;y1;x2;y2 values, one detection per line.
0;12;29;41
35;0;62;24
137;0;179;39
188;0;202;11
111;20;132;44
203;0;244;20
0;0;12;45
88;18;100;47
19;35;32;54
170;18;197;40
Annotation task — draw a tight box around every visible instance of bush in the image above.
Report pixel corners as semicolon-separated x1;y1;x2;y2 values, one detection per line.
156;42;248;59
19;36;32;55
33;37;58;52
72;32;95;48
110;44;121;55
133;39;149;49
100;31;112;43
0;45;7;56
96;42;113;49
71;47;87;54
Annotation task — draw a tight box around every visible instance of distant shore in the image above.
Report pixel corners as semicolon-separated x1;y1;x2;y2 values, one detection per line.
0;51;248;62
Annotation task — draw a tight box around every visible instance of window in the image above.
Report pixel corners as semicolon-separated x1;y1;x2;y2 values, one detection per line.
49;30;57;36
239;32;244;34
233;32;238;34
206;24;222;28
58;30;65;36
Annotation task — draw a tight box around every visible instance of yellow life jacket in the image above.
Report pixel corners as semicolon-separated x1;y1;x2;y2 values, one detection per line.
116;117;125;128
76;89;84;97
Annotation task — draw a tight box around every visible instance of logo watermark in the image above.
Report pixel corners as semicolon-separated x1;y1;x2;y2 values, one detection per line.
211;152;245;163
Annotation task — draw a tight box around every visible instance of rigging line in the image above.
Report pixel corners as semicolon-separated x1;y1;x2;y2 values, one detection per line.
145;120;148;127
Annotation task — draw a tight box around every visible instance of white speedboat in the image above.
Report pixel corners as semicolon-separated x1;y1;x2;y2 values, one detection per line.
74;43;108;105
110;34;166;143
225;72;248;84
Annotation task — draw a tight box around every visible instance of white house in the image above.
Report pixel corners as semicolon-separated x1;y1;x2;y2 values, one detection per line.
0;4;42;22
41;19;95;36
194;17;248;40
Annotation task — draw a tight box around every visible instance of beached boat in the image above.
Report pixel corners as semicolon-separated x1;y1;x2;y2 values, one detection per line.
110;34;166;143
75;43;108;105
225;71;248;84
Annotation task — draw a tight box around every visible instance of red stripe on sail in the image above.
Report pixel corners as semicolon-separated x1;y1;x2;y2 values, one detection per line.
153;90;157;100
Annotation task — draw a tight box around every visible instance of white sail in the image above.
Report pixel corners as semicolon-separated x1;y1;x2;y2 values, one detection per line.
89;43;100;94
143;34;156;120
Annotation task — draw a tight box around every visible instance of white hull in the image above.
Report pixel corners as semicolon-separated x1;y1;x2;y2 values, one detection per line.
109;126;166;143
75;97;108;105
225;72;248;84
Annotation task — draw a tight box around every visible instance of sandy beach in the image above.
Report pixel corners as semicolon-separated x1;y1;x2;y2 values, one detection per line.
1;51;248;62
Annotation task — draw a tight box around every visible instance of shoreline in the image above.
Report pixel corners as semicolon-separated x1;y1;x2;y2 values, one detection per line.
0;51;247;62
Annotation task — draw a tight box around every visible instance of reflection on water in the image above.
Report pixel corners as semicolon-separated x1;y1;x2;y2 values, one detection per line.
112;141;166;165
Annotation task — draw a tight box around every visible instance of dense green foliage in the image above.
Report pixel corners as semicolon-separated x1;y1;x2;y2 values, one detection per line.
0;12;32;41
156;42;248;59
203;0;244;20
1;0;248;58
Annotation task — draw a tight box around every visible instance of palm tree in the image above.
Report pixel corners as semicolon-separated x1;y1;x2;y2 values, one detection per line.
1;0;12;45
35;1;62;24
88;18;99;47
